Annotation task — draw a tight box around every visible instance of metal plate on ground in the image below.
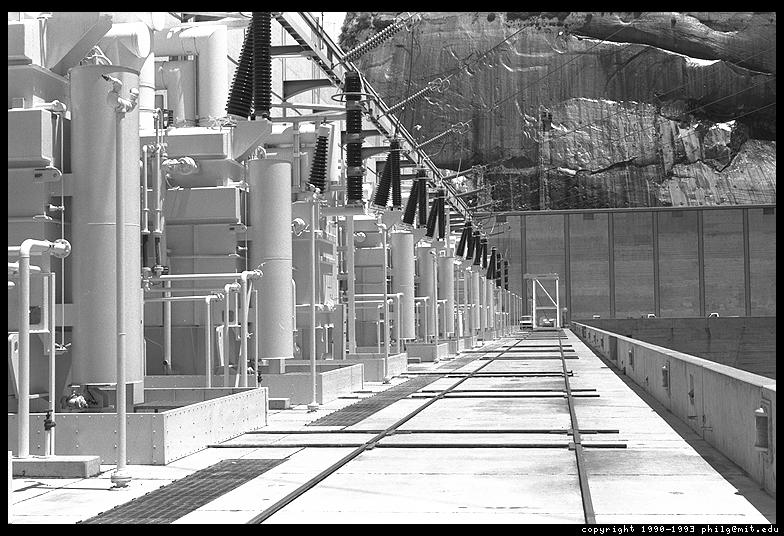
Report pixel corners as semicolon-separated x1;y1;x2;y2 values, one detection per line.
308;375;441;427
79;459;284;524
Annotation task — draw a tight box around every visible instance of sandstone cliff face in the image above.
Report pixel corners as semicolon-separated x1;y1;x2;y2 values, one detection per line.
343;11;776;209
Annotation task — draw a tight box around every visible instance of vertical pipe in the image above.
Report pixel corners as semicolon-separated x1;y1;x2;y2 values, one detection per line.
379;220;390;382
253;289;259;382
432;252;438;344
437;253;455;337
532;279;537;329
141;145;150;234
308;197;318;410
113;104;129;486
346;217;357;353
224;285;231;386
164;280;171;373
241;277;249;387
390;231;415;339
204;297;212;388
556;279;561;329
17;253;30;458
47;273;56;456
471;270;480;335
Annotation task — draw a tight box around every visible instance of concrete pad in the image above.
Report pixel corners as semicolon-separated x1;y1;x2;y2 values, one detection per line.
335;448;578;475
379;433;572;447
220;433;375;447
456;376;567;391
13;455;101;478
265;511;586;524
345;399;428;431
481;360;566;373
399;398;571;431
588;474;770;519
263;472;583;516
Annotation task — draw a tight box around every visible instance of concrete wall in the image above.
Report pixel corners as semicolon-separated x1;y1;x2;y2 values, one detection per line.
582;317;776;379
573;322;776;496
488;205;776;320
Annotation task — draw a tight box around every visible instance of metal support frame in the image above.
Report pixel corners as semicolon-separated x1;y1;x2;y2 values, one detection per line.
525;273;560;331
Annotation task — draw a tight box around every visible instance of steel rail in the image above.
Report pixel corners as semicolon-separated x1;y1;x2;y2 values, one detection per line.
557;330;596;524
246;334;529;524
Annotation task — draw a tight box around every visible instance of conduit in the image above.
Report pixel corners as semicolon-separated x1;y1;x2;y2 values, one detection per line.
153;24;228;125
13;239;70;459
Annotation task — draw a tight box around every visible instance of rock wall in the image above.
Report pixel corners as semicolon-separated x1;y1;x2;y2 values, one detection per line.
343;11;776;209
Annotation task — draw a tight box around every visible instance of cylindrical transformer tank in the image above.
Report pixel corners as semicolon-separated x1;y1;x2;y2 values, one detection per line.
390;231;415;339
479;276;487;332
70;64;142;387
486;277;495;330
471;270;481;331
249;159;294;361
416;246;435;337
437;253;455;336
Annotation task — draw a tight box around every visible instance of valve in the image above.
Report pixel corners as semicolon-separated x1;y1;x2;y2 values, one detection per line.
44;410;56;431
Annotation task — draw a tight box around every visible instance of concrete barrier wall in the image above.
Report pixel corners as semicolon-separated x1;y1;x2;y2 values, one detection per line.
573;322;776;496
489;205;776;320
582;317;776;379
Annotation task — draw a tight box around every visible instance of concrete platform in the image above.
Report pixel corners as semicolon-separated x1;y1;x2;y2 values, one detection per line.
342;352;408;381
9;330;776;524
404;341;450;362
12;456;101;478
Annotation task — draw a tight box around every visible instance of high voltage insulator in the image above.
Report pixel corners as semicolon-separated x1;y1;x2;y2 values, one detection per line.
415;121;469;150
424;189;438;239
385;77;449;115
372;154;393;209
480;237;488;269
401;179;420;226
437;189;446;240
503;259;509;290
465;221;475;259
226;27;254;119
308;125;330;193
416;170;428;227
455;225;469;257
472;231;482;266
252;12;272;119
389;139;402;208
344;71;364;204
341;13;421;65
486;247;497;280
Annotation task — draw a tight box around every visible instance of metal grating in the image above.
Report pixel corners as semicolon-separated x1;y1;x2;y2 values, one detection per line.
308;374;441;427
434;355;477;370
80;459;284;524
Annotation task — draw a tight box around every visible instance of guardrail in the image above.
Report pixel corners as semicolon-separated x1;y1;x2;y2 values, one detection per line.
573;322;776;496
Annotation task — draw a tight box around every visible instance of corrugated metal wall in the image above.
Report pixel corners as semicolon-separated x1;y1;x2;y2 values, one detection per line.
488;205;776;320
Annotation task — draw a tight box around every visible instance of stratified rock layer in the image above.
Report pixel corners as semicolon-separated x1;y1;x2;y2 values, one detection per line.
344;11;776;209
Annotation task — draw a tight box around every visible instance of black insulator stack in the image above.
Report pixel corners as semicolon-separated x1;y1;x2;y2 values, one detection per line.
308;127;330;192
390;140;402;208
472;231;482;266
417;174;428;227
437;189;446;240
424;190;438;238
226;27;254;118
344;71;364;204
342;16;410;64
503;260;509;290
372;155;393;208
401;179;420;226
465;221;475;259
487;247;497;280
455;226;469;257
481;238;488;269
252;12;272;118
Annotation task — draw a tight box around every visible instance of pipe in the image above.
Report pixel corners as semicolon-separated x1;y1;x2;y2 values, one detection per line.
431;250;439;344
99;22;155;131
109;77;138;488
163;280;172;374
308;195;319;410
345;217;357;353
389;231;415;339
153;24;228;125
153;145;164;235
240;270;263;388
46;273;55;456
156;60;196;127
223;282;241;386
15;239;70;459
377;218;390;382
141;145;150;234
